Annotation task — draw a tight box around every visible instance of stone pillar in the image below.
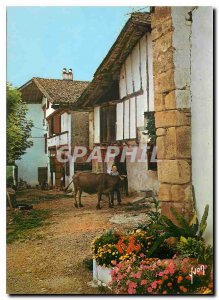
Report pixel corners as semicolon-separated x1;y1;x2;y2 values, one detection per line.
151;7;194;221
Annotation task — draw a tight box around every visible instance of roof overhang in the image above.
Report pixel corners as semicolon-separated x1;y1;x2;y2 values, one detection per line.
76;12;151;109
18;79;44;104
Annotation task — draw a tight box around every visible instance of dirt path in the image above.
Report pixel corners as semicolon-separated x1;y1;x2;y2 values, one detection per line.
7;189;149;294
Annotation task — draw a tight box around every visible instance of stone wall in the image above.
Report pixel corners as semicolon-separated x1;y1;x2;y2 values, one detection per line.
151;7;194;221
71;111;89;148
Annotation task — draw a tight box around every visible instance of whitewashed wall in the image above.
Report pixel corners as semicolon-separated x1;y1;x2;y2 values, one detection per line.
191;7;213;244
61;112;71;134
94;106;100;143
45;100;55;118
16;104;48;186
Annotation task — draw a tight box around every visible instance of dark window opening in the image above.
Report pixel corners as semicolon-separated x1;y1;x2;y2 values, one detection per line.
147;143;157;171
50;116;54;135
144;112;157;171
100;105;116;143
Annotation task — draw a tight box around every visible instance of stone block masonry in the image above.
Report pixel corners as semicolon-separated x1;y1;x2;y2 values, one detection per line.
151;7;194;222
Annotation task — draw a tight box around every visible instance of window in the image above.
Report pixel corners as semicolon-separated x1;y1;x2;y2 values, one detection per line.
49;114;61;136
100;105;116;143
50;116;54;135
116;97;137;140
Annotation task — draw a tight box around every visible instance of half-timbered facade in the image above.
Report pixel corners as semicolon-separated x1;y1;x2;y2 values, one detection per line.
76;13;159;193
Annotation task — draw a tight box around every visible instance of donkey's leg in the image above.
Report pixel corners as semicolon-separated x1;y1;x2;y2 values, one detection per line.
96;192;101;209
78;189;83;207
74;187;79;208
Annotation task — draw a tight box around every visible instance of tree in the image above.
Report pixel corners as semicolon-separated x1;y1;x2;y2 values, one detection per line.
7;83;33;164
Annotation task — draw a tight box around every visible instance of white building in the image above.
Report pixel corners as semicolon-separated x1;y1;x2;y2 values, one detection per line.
18;70;90;188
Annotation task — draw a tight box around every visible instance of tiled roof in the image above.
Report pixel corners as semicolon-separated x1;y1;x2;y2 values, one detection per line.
19;77;89;104
76;12;151;108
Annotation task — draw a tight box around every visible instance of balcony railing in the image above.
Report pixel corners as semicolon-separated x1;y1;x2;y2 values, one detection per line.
47;131;69;148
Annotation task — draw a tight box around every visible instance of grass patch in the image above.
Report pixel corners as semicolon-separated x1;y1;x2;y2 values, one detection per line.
39;194;73;201
7;209;51;244
16;193;73;205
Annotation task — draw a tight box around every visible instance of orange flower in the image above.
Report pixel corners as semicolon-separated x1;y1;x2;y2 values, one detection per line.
163;275;168;280
162;291;167;294
177;276;183;283
157;280;163;285
179;286;184;291
208;283;213;289
167;282;172;287
183;287;188;293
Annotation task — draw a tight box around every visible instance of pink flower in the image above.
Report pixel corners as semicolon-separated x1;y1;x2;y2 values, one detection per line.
126;266;131;272
128;282;137;289
140;253;145;258
147;287;153;293
164;269;169;275
135;272;142;279
141;279;147;285
128;287;136;294
126;280;131;286
169;268;175;275
151;281;157;289
159;271;163;276
117;273;123;280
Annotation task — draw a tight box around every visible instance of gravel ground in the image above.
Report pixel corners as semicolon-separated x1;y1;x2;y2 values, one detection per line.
7;189;150;294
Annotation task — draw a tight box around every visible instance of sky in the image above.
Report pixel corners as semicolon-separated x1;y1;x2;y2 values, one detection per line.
7;6;149;88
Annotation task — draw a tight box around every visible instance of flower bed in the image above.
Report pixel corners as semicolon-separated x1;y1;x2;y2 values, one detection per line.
91;199;213;294
109;256;211;294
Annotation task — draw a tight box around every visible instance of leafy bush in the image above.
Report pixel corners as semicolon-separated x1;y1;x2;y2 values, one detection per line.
147;204;209;257
7;175;14;187
176;237;213;264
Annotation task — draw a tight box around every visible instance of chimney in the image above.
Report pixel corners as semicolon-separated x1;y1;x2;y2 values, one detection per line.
62;68;73;80
67;68;73;80
62;68;68;80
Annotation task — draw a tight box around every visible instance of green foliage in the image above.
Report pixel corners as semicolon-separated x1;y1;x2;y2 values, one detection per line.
139;194;210;258
7;83;33;163
6;175;14;187
7;209;50;243
147;197;161;225
176;236;213;264
147;204;210;257
198;205;209;238
145;112;156;144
